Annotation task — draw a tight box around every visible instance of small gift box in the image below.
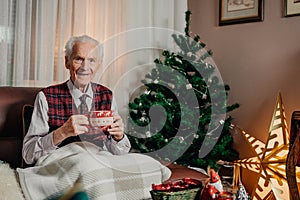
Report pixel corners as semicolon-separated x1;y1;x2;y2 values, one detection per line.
150;177;203;200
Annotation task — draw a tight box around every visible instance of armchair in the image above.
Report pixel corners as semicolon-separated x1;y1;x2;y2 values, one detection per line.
286;111;300;200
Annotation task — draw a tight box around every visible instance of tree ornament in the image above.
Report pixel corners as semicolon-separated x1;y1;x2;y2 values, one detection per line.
179;136;184;143
168;83;175;89
205;63;210;69
236;184;249;200
175;57;182;64
140;116;146;122
186;83;193;90
144;90;150;95
187;71;195;76
187;52;193;57
146;131;151;138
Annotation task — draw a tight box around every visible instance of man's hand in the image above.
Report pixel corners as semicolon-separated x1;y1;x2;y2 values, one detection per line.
107;115;125;141
53;115;89;145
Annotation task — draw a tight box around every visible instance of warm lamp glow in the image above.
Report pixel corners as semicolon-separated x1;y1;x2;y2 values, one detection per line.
232;93;291;200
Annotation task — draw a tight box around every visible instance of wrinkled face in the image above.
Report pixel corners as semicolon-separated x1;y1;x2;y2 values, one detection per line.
65;41;101;92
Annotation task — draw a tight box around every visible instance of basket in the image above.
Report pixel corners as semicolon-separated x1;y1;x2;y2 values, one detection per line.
150;178;203;200
150;187;201;200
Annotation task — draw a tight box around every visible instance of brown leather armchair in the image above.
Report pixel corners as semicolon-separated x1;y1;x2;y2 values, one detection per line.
0;87;42;168
286;111;300;200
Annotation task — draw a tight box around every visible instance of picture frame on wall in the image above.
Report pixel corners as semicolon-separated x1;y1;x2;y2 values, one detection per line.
219;0;264;26
285;0;300;17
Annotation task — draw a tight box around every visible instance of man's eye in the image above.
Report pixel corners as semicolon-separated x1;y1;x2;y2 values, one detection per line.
74;57;84;63
87;58;96;63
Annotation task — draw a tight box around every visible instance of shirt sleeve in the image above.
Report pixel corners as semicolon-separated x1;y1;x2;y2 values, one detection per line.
104;135;131;155
22;91;57;165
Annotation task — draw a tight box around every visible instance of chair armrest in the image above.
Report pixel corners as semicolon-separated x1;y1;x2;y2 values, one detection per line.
0;137;22;168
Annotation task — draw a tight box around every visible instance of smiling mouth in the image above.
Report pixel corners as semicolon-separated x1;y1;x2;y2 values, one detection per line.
77;73;90;76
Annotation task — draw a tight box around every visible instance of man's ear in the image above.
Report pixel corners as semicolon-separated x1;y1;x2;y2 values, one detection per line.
65;56;70;69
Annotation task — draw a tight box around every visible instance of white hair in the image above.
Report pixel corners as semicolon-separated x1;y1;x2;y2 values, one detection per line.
64;35;103;60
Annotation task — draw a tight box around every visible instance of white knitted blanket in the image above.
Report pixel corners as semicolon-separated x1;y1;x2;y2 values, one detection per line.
17;142;171;200
0;163;25;200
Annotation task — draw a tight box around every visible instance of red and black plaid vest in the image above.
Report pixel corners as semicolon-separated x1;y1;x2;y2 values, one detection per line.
42;81;112;147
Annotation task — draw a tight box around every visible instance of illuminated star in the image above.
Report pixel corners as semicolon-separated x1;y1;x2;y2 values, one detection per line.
232;93;296;200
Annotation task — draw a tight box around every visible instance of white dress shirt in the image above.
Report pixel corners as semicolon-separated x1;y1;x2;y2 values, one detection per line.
22;80;131;165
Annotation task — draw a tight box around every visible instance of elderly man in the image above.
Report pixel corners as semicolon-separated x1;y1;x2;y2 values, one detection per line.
22;35;131;165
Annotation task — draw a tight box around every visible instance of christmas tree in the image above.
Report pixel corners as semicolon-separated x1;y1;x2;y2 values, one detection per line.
127;10;239;170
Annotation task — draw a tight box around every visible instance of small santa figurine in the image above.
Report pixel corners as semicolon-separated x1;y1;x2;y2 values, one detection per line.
201;169;223;199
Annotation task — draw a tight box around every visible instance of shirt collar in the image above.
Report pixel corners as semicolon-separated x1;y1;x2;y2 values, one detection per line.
67;80;93;100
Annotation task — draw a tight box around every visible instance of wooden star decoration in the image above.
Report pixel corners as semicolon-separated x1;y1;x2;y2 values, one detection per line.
232;93;293;200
